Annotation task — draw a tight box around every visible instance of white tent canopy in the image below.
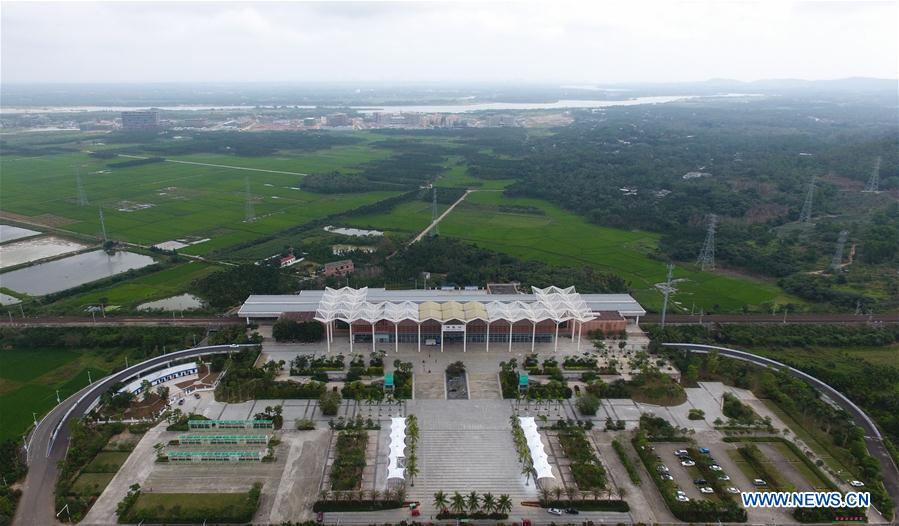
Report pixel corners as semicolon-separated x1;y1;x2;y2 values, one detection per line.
314;285;595;325
518;416;555;480
386;417;406;480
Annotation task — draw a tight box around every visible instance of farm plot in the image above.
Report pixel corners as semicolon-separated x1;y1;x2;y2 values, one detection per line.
0;151;400;255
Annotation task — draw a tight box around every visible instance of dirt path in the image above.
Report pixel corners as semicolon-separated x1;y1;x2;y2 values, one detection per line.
408;189;473;244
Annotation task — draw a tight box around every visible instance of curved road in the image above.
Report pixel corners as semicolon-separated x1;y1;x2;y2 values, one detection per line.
663;343;899;519
13;344;257;526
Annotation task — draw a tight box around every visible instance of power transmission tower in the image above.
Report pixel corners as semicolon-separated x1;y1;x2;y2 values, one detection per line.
75;166;88;206
98;207;108;243
830;230;849;271
696;214;717;271
430;186;438;237
244;177;255;222
660;263;675;328
863;156;881;193
799;175;816;223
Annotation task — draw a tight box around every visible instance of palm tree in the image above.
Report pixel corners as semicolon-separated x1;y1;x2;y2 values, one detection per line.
369;489;380;502
405;453;419;486
521;463;533;486
395;486;406;503
481;492;496;514
450;491;466;514
591;487;602;501
565;486;578;502
433;490;449;512
466;491;480;514
580;490;591;502
497;494;513;515
553;486;564;503
539;487;552;505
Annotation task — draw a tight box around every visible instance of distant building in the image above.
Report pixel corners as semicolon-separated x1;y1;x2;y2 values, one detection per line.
326;113;349;127
323;259;354;277
303;117;318;127
121;110;159;131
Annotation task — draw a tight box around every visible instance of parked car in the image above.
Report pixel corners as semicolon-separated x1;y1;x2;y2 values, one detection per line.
700;486;714;494
753;479;767;486
680;460;696;467
656;465;670;472
177;399;185;406
718;474;731;481
675;491;689;502
547;508;563;516
727;487;741;494
709;464;722;471
193;393;201;399
316;512;324;523
693;478;707;485
698;447;711;454
674;449;689;456
661;473;674;481
565;508;580;515
849;480;865;487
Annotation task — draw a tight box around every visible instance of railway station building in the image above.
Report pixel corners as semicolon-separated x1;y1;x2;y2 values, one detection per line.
239;285;645;353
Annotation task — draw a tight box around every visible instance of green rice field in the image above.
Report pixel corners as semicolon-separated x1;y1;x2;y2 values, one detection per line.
0;148;398;255
0;348;114;441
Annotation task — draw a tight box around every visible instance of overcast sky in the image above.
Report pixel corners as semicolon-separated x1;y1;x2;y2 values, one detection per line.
2;1;897;84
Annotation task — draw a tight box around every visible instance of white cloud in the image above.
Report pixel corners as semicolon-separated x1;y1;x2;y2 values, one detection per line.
1;1;896;83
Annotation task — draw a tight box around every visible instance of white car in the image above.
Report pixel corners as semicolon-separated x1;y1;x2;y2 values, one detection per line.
753;479;767;487
547;508;563;516
675;494;690;502
674;449;689;456
709;464;723;471
699;486;714;494
849;480;865;487
661;473;674;481
680;460;696;467
657;465;670;472
727;487;741;494
718;474;731;481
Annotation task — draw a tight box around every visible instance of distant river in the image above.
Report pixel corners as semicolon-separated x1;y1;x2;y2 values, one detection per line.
0;94;759;115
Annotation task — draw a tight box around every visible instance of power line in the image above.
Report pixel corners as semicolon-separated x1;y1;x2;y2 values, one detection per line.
75;166;88;206
830;230;849;271
430;186;438;237
98;207;107;243
799;175;816;223
244;177;255;222
697;213;717;271
660;263;675;328
863;156;881;193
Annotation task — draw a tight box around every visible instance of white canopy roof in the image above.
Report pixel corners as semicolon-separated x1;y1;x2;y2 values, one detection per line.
386;417;406;480
314;286;595;325
519;416;555;480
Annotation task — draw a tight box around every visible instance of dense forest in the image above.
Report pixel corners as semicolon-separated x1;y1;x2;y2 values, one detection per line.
384;96;899;311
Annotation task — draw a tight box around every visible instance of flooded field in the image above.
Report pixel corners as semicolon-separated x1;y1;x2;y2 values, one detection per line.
324;225;384;237
0;250;156;295
0;224;41;244
0;236;89;269
137;293;205;311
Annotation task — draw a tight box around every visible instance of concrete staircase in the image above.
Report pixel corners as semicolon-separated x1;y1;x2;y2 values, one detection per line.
407;400;537;513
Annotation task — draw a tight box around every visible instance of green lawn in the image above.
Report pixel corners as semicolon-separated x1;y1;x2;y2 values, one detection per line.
0;349;121;441
44;261;221;313
71;472;115;497
347;200;448;234
84;451;131;473
435;191;799;312
771;442;832;490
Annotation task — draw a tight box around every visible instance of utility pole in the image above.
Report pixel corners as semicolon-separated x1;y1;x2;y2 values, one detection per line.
863;156;881;193
56;390;61;404
245;176;255;222
430;186;438;237
697;214;717;271
98;207;108;244
830;230;849;271
87;371;92;385
32;412;38;426
660;263;675;328
799;175;816;223
75;166;88;206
